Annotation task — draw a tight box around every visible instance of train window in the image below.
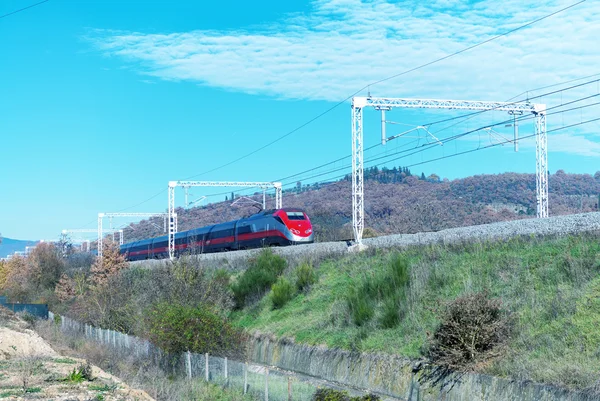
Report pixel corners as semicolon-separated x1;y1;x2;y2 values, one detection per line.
286;211;306;220
238;225;252;235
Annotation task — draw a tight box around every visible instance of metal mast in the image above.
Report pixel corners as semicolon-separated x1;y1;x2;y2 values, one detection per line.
351;96;547;248
97;212;171;258
168;181;283;260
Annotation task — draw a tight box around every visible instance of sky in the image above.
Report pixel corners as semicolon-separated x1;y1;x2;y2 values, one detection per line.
0;0;599;241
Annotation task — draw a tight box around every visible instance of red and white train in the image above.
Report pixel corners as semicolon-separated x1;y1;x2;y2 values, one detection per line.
120;208;314;261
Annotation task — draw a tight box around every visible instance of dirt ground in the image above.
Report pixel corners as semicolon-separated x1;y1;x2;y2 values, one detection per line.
0;306;154;400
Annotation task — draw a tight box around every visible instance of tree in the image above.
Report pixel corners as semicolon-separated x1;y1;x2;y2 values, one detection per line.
594;171;600;180
420;172;426;180
90;240;128;287
2;256;30;302
55;273;75;301
56;233;74;258
427;174;441;182
27;242;65;291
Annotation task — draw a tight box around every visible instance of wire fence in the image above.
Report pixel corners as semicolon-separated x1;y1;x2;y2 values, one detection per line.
50;312;330;401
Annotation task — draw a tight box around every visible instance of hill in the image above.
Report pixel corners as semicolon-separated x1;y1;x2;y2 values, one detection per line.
0;237;38;258
121;170;600;243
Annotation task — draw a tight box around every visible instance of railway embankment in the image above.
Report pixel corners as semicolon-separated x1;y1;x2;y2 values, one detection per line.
135;211;600;269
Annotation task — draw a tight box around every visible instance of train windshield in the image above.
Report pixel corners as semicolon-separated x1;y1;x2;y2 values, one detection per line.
286;211;306;220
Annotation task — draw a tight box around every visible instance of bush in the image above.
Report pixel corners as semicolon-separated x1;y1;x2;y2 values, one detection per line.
346;287;374;326
270;277;295;309
64;362;93;383
380;296;403;329
295;262;317;291
312;388;350;401
312;388;380;401
427;291;511;371
231;249;286;308
147;302;241;356
388;253;410;289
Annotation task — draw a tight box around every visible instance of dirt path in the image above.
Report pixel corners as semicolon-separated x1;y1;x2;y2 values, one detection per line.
0;307;154;400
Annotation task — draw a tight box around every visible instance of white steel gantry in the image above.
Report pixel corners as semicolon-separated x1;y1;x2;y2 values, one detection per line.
97;213;173;258
62;229;124;252
351;96;547;248
168;181;283;260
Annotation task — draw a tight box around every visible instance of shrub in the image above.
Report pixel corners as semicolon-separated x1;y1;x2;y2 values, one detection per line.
18;312;36;326
312;388;350;401
231;249;286;308
147;302;241;356
388;253;410;289
64;362;92;383
270;277;295;309
346;287;374;326
428;291;511;371
312;388;380;401
380;296;403;329
295;262;317;292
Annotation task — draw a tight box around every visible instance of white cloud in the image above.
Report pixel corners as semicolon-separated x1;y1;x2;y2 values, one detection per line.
88;0;600;156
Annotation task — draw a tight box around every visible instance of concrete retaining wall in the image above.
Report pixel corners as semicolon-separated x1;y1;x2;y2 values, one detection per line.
247;334;597;401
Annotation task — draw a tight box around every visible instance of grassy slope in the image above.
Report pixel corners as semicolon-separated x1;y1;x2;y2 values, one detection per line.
231;234;600;389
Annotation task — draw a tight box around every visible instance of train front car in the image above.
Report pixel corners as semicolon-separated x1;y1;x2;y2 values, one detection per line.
273;208;314;244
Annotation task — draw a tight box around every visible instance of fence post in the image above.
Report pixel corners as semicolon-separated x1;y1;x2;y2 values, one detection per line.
288;376;292;401
186;351;192;380
205;353;209;382
265;368;269;401
244;362;248;394
224;357;228;385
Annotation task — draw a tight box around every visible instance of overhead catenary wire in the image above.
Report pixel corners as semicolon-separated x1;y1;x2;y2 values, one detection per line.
0;0;49;19
221;81;600;198
211;98;600;200
270;115;600;192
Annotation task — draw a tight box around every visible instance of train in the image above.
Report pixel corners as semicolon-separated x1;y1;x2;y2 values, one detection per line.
119;208;314;261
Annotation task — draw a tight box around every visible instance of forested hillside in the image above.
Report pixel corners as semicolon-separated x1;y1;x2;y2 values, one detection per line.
122;170;600;243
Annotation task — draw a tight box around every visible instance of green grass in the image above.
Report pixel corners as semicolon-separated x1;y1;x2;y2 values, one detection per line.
231;234;600;390
89;383;118;392
54;357;77;364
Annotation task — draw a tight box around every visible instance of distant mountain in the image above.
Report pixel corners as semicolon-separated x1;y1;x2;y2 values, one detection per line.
115;170;600;244
0;238;38;259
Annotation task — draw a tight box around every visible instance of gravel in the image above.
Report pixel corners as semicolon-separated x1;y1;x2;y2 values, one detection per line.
363;211;600;250
134;212;600;269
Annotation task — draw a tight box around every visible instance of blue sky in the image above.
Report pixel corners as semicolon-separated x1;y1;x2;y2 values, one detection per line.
1;0;599;241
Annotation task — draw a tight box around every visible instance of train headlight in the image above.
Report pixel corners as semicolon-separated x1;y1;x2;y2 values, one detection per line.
291;228;300;235
305;229;312;234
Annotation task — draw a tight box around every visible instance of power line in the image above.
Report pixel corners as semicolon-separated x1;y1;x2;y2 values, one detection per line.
183;0;586;180
0;0;49;20
210;76;600;199
274;97;600;188
264;80;600;188
279;114;600;191
83;2;591;224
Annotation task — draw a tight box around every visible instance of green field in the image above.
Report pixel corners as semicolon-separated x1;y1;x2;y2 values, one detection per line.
231;234;600;390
